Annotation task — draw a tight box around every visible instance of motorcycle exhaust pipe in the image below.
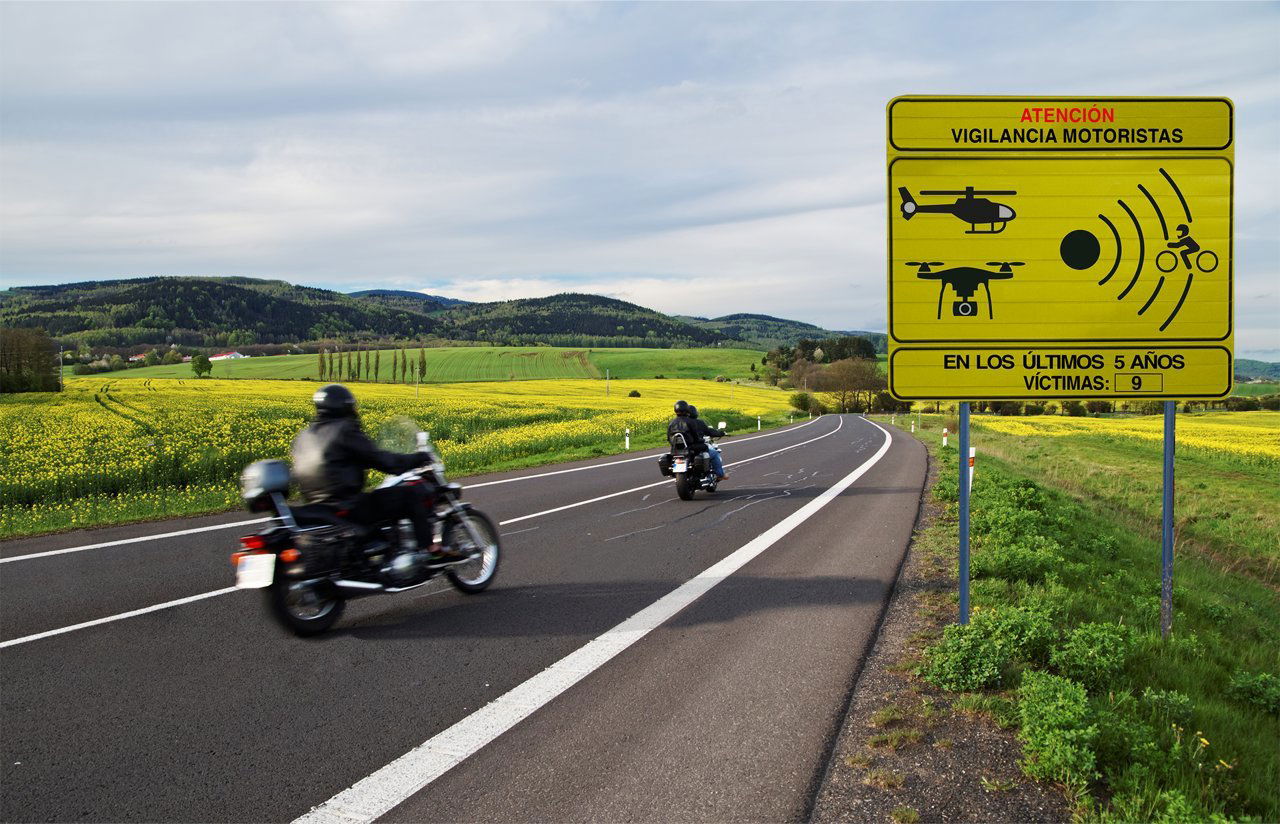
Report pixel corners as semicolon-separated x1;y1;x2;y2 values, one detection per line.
332;579;384;593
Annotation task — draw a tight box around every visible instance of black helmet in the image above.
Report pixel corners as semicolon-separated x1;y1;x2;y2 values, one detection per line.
313;383;357;417
674;399;690;416
688;405;699;419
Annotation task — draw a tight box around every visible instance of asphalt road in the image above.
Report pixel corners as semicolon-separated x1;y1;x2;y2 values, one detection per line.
0;414;926;823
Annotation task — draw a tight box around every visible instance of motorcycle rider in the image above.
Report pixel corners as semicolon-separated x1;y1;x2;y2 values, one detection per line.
291;384;464;561
667;400;727;482
688;405;728;481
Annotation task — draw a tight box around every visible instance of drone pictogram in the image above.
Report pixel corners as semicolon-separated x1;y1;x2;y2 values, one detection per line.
898;186;1018;234
909;260;1022;319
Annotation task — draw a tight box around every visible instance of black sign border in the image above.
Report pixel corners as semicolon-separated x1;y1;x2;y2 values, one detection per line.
888;344;1233;401
888;96;1234;152
886;155;1234;345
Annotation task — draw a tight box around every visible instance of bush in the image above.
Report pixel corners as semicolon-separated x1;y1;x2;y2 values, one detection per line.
1017;671;1098;786
1225;670;1280;716
972;536;1063;583
1062;400;1085;416
1050;622;1132;690
627;389;641;398
923;621;1007;691
1141;688;1194;727
789;392;811;412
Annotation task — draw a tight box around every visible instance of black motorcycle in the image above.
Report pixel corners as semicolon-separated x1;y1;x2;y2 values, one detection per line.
657;421;727;500
232;430;500;635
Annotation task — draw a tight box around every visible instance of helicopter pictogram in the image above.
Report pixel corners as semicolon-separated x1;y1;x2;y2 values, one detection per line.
898;186;1018;234
909;260;1023;319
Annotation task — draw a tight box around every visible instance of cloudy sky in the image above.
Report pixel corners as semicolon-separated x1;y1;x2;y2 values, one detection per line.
1;1;1277;357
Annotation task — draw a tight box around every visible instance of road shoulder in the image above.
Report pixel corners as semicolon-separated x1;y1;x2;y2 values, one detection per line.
809;439;1069;824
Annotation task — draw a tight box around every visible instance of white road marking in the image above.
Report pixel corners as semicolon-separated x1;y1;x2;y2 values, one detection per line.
466;418;817;489
0;587;239;650
0;518;273;565
293;419;893;824
1;420;818;566
495;417;844;527
0;418;847;648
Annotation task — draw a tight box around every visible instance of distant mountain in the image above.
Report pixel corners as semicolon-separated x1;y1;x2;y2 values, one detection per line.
0;277;736;350
686;313;887;352
349;289;471;311
1234;358;1280;381
0;277;436;348
433;293;728;348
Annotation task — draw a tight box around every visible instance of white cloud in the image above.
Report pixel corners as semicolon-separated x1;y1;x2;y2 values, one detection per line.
1;1;1277;347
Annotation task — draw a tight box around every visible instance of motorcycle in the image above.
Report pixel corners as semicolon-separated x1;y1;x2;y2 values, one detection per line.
657;421;727;500
231;430;500;636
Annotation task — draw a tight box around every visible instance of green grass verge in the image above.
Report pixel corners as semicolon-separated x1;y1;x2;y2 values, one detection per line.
1232;381;1280;397
882;417;1278;821
83;346;767;384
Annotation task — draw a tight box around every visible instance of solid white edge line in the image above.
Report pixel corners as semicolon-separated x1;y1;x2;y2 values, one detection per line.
2;419;819;565
0;587;240;650
293;418;894;824
468;417;817;488
0;518;273;565
0;418;848;649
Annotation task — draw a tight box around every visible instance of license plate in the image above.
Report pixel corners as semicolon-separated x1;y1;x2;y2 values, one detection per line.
673;458;687;472
236;553;275;588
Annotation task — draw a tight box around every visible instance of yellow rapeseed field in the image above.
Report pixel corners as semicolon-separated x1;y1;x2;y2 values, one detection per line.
0;376;794;537
974;411;1280;467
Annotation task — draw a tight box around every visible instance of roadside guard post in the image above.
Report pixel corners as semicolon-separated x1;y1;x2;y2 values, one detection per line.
886;97;1234;631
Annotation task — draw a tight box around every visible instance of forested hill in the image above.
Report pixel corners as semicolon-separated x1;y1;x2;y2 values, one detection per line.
430;293;727;347
0;278;737;349
0;278;437;348
683;313;888;352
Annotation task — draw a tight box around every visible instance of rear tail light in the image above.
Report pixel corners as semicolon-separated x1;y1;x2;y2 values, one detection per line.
279;548;301;563
239;534;267;550
230;549;267;567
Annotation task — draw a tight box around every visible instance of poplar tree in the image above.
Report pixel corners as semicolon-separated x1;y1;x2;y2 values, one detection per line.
317;350;325;381
418;346;427;381
401;346;408;383
374;349;381;382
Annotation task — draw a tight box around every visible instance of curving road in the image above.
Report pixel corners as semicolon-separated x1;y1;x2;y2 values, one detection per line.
0;414;926;822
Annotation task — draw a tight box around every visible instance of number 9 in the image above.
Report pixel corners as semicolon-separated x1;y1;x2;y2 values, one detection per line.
1132;375;1143;391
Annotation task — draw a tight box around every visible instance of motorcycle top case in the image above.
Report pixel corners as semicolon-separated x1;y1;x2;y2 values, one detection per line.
658;454;674;476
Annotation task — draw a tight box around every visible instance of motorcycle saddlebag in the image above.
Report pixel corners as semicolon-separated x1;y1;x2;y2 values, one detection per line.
693;453;711;474
294;526;353;575
658;453;674;477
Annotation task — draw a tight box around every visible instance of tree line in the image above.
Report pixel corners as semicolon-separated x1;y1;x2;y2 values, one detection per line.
1;328;59;393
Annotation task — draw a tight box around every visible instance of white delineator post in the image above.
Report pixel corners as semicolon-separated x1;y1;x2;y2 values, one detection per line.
757;416;761;431
969;447;976;487
625;428;630;451
911;420;915;433
942;427;949;447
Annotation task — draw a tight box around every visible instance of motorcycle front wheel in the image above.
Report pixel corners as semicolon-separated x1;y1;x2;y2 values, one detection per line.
266;578;345;636
675;474;696;500
444;510;501;593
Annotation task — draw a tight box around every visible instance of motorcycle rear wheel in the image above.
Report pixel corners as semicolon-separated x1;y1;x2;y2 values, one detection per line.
444;510;501;594
676;474;696;500
266;578;345;636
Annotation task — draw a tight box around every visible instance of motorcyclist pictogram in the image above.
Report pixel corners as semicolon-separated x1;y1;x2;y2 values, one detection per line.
1157;223;1218;274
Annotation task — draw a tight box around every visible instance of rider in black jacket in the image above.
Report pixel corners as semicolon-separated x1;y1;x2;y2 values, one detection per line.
688;405;728;480
291;384;463;560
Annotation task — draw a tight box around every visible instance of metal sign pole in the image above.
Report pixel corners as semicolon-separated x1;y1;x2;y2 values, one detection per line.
958;401;971;624
1161;400;1175;638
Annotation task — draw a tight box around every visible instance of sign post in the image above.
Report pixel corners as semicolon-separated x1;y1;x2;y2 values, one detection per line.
887;96;1233;628
1162;401;1175;638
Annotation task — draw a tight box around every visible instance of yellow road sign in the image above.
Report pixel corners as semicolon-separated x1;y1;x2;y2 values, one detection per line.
886;97;1233;400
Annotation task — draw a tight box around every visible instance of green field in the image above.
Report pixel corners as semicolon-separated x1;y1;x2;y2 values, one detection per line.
880;412;1279;820
86;346;766;383
1233;380;1280;397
